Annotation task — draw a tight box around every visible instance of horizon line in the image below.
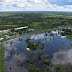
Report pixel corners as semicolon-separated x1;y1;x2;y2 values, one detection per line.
0;11;72;13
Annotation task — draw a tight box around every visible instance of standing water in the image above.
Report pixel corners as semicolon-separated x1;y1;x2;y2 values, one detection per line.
3;31;72;72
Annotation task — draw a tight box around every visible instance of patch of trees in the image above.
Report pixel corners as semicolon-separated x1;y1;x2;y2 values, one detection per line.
62;28;72;35
0;12;72;30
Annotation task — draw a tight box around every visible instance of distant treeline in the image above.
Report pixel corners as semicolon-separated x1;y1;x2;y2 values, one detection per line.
0;12;72;29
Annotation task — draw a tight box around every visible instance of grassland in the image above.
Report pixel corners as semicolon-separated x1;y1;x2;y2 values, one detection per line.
0;43;5;72
0;25;25;30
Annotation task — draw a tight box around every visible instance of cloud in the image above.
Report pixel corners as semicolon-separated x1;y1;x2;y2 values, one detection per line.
0;0;72;11
48;0;72;6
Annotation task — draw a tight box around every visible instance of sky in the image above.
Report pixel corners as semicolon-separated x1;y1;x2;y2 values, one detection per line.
0;0;72;11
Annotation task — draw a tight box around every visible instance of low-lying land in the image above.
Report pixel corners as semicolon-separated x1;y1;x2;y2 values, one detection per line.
0;12;72;72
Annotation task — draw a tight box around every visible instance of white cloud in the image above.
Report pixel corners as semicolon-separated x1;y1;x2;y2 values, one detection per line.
29;0;42;4
17;3;25;7
27;3;33;7
0;0;72;11
66;5;72;8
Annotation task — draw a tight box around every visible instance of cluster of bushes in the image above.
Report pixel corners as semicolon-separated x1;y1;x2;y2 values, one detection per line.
27;42;39;50
28;64;41;72
55;65;71;72
62;28;72;40
62;28;72;35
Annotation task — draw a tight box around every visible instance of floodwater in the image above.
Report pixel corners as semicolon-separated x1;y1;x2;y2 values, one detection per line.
3;31;72;72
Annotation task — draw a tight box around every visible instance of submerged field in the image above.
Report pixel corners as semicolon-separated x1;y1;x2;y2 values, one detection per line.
3;30;72;72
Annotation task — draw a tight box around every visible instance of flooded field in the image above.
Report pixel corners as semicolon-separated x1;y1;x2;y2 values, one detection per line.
3;31;72;72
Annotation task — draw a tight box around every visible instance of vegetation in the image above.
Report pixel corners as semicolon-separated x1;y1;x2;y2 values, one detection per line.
0;12;72;30
66;35;72;40
62;28;72;40
27;42;39;50
44;59;49;65
54;65;72;72
28;64;41;72
0;43;5;72
1;12;72;72
0;25;23;30
46;66;50;71
25;37;31;43
55;66;61;72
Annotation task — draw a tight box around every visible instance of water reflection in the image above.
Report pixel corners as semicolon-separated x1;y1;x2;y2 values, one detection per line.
3;31;72;72
51;48;72;65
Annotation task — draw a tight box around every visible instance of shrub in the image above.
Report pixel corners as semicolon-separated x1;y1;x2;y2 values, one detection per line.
55;66;61;72
44;59;49;65
28;64;41;72
46;66;50;71
67;69;71;72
